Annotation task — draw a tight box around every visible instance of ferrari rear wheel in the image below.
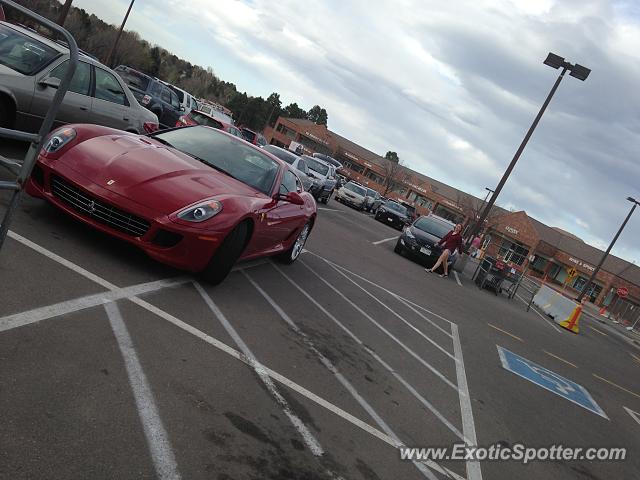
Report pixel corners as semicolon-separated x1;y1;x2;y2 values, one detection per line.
200;221;249;285
276;221;311;264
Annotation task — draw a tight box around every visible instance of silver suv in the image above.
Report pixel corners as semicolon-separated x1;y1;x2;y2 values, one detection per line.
0;21;158;133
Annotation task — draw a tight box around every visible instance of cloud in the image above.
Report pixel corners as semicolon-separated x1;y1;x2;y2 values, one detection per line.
72;0;640;263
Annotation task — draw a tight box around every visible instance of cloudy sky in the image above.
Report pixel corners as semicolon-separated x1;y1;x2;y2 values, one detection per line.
74;0;640;263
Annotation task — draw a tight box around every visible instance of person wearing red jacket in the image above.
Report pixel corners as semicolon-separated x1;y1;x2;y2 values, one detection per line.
426;223;463;278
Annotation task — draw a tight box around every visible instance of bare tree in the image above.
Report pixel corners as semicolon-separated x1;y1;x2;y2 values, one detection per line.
381;159;410;196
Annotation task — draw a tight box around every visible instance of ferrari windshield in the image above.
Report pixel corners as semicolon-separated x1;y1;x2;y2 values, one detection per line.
152;126;279;194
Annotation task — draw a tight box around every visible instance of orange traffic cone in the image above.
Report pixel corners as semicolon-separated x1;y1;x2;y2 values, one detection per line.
559;304;582;334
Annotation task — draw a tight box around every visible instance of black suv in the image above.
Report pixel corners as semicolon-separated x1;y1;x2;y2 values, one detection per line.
394;215;455;267
114;65;183;129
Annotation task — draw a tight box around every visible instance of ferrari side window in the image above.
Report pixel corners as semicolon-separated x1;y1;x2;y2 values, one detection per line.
279;170;298;195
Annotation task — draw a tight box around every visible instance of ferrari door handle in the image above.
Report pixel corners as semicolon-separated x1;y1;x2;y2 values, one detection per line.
80;106;88;111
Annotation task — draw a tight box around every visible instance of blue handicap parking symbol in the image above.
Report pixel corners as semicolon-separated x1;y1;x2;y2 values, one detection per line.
497;346;608;419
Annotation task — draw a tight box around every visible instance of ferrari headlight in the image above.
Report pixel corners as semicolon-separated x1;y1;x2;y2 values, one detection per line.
177;200;223;222
43;127;76;153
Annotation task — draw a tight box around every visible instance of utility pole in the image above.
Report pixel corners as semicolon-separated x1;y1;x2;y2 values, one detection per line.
104;0;135;68
57;0;73;26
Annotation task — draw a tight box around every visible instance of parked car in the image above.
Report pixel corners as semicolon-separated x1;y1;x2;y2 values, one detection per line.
114;65;183;129
313;153;343;172
241;127;268;146
374;200;411;229
400;201;418;223
261;145;320;194
0;22;158;134
26;124;317;285
165;83;198;114
176;110;244;138
335;181;368;210
197;102;235;124
363;187;382;212
304;155;336;204
394;215;456;267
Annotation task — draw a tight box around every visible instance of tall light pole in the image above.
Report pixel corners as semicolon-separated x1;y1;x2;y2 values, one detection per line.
467;53;591;248
104;0;135;68
576;197;640;302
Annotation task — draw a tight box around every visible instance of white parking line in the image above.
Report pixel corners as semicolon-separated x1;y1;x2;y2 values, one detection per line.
299;259;460;393
324;260;457;361
0;277;190;333
193;282;325;457
105;302;181;480
5;231;467;479
243;271;440;480
271;263;466;442
372;236;397;245
624;406;640;426
453;271;462;287
318;207;344;212
452;323;482;480
306;250;455;333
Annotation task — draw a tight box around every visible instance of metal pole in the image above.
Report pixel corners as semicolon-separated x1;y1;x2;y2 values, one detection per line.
104;0;135;67
577;201;637;302
468;67;568;247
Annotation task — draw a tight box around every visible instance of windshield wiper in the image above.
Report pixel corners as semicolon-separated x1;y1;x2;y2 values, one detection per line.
183;152;240;181
150;136;174;148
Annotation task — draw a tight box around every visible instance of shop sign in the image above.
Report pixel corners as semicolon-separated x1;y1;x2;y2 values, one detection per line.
569;257;595;272
304;131;329;145
344;151;359;161
505;226;519;235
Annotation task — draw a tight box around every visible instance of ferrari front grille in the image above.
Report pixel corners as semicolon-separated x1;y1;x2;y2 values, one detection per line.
51;175;150;238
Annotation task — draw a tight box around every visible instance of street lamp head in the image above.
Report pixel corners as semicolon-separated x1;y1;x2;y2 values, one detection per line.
544;52;565;69
627;196;638;204
569;63;591;81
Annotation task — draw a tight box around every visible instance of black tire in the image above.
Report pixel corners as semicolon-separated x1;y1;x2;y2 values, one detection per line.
200;221;249;285
394;239;403;254
276;221;312;264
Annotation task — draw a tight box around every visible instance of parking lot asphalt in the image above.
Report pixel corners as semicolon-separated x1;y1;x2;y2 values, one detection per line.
2;141;640;480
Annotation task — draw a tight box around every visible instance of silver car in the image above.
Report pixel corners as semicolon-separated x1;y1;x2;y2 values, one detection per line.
261;145;320;193
0;21;158;133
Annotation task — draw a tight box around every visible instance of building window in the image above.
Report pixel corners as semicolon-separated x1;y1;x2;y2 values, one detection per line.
571;276;602;302
365;170;384;184
434;205;464;224
275;123;297;139
497;238;529;266
407;191;434;209
337;157;364;174
530;255;548;273
298;135;332;155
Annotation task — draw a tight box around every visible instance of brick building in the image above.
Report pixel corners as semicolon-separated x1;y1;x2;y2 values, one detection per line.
264;116;640;316
483;211;640;311
265;116;493;223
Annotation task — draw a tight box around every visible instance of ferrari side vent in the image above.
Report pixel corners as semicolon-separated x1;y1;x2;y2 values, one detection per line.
151;229;183;248
51;175;150;238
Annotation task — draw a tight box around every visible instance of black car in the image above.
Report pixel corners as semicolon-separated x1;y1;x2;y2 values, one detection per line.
114;65;183;129
394;215;455;267
374;200;410;229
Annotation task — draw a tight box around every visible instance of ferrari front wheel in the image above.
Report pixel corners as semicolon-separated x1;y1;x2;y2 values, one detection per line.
276;221;311;264
200;221;249;285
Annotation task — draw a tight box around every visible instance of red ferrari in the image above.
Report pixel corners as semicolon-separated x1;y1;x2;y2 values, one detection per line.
27;125;317;284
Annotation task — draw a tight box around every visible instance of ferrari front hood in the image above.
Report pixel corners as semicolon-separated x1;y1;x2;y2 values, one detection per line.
61;134;259;214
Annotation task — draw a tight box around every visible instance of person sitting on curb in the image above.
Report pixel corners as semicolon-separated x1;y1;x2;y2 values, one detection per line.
425;223;464;278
